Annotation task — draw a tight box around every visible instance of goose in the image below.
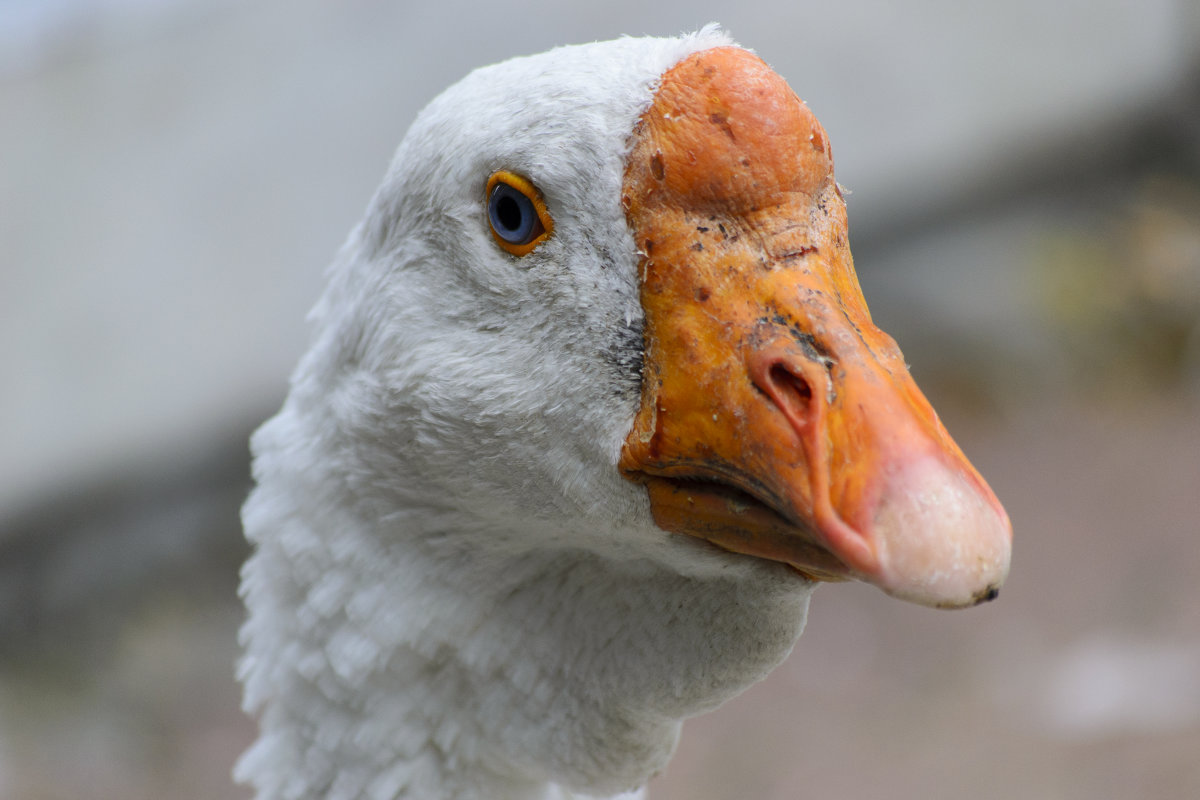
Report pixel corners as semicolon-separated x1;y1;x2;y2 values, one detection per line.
236;27;1012;800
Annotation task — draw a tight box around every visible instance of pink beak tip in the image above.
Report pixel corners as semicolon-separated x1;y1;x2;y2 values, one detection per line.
865;456;1012;609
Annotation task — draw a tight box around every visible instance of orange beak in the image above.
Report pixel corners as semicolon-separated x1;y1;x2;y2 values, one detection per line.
619;48;1011;608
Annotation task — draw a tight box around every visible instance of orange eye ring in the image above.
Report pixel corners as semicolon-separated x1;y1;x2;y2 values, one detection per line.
485;171;554;256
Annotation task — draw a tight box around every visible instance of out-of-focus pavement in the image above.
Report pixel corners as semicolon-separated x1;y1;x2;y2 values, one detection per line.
2;2;1199;798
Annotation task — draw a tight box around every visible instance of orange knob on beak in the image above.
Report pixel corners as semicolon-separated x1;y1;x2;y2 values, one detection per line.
619;47;1011;608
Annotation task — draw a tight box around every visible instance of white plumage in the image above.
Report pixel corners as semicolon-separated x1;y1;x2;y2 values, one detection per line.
237;26;1009;800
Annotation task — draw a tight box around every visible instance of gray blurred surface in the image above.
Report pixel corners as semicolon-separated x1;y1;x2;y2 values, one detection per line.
2;1;1199;798
2;0;1195;513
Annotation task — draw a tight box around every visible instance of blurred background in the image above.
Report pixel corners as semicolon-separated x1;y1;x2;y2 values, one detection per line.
2;1;1198;798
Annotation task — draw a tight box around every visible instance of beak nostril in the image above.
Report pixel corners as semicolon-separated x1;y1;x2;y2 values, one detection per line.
769;363;813;423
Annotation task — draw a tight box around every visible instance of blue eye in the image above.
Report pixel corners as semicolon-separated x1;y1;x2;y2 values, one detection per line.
489;183;537;244
485;171;553;256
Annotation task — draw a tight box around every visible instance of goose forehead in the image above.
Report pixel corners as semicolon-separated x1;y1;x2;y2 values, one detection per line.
396;30;735;194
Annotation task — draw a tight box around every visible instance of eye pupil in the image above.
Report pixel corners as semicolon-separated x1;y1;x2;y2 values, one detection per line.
494;194;523;233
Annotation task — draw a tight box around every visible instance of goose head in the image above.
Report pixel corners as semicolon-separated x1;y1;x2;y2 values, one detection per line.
239;27;1011;800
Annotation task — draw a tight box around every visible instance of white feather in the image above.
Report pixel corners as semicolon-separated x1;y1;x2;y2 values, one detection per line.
238;27;815;800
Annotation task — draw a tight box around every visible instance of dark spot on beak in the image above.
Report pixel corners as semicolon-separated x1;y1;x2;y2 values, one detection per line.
709;111;735;140
974;585;1001;605
933;584;1001;610
779;245;818;261
650;152;665;181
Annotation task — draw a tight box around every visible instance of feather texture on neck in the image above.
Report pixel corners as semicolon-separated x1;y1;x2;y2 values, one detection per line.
237;27;816;800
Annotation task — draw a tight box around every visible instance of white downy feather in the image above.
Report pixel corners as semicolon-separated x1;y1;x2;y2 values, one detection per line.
237;27;816;800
